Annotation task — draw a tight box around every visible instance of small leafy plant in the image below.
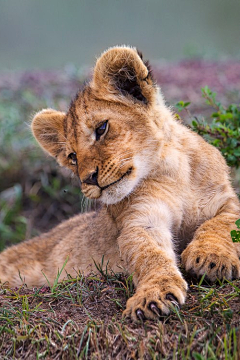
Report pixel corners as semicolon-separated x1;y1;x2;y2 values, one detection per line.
230;219;240;243
176;87;240;168
192;86;240;168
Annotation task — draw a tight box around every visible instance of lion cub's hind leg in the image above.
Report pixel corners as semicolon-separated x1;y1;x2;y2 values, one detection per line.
182;210;240;282
0;241;48;287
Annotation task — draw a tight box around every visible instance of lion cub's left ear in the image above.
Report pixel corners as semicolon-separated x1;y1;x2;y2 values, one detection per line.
91;46;156;105
31;109;66;158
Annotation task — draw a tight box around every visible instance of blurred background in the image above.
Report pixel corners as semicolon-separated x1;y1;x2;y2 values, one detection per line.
1;0;240;70
0;0;240;249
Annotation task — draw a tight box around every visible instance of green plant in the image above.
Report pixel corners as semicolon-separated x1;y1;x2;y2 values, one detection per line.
176;87;240;168
191;86;240;168
230;219;240;243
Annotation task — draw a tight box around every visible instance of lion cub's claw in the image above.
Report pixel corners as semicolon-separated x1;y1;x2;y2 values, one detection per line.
149;302;162;316
123;277;187;322
136;309;145;321
182;242;240;281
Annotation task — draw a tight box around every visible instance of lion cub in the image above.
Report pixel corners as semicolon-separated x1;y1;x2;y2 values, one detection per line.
0;46;240;321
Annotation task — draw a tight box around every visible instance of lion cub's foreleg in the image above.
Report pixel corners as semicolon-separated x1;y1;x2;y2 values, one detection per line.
117;199;187;321
182;201;240;281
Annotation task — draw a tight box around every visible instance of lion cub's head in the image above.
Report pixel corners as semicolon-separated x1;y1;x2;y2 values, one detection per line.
32;46;166;204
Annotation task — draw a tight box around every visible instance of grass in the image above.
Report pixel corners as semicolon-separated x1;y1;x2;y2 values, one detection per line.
1;270;240;359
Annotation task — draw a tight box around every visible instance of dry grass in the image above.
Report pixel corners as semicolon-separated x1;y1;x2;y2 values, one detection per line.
1;268;240;359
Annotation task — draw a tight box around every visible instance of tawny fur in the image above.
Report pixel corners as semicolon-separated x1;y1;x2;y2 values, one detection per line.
0;46;240;321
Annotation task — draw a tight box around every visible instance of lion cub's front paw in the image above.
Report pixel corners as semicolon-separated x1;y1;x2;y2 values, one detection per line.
182;241;240;281
123;275;187;322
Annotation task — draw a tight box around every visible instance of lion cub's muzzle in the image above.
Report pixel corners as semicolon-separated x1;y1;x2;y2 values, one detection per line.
82;167;99;187
81;167;101;199
80;166;133;199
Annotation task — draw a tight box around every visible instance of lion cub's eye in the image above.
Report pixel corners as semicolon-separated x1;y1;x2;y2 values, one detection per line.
95;121;108;141
68;152;77;165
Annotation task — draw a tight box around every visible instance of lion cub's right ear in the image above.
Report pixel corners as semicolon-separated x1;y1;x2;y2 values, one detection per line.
31;109;66;158
92;46;156;105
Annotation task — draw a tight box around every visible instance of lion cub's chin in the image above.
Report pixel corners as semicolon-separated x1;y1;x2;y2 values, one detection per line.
100;178;136;205
101;173;147;205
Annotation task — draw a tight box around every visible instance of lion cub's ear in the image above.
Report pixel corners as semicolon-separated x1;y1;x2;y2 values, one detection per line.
31;109;66;158
92;46;155;105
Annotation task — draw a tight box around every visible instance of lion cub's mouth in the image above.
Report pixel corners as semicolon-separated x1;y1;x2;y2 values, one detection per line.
100;167;133;191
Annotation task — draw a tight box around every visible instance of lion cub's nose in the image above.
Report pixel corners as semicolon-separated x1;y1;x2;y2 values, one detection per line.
82;168;99;186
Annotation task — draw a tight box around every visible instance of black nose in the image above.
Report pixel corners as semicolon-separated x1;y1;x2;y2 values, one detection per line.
83;167;99;186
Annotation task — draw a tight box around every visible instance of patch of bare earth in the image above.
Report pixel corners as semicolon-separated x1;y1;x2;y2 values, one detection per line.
1;272;240;359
